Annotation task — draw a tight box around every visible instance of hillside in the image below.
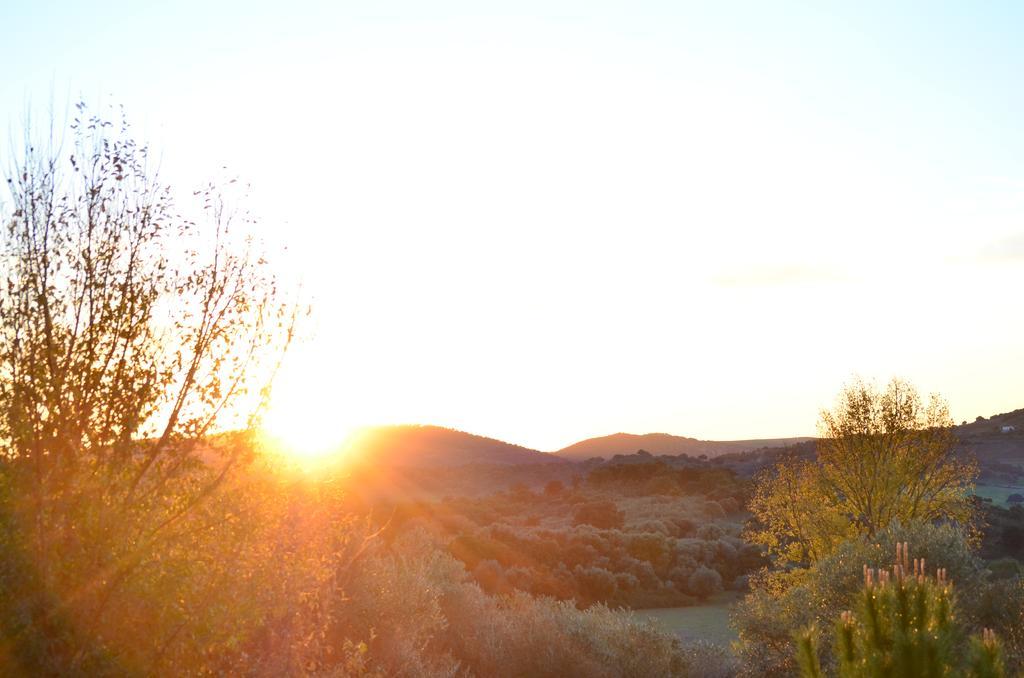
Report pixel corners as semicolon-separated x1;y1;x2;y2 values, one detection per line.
554;432;814;462
955;408;1024;460
343;424;567;468
332;408;1024;474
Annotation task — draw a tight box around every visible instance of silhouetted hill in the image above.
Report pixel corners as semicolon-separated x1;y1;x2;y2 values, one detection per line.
343;425;567;468
554;432;814;462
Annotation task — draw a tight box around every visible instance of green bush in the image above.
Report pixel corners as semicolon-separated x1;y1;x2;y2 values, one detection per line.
572;501;625;529
688;566;724;600
733;522;986;676
795;544;1008;678
337;529;700;677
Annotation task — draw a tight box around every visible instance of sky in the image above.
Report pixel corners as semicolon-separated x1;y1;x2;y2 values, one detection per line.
1;1;1022;452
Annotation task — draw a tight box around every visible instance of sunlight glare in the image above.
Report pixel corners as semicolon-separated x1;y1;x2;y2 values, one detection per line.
261;401;361;464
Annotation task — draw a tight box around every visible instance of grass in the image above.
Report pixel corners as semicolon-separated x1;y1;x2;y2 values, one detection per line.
641;590;740;645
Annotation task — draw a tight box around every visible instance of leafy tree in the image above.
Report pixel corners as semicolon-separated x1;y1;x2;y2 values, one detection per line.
0;104;297;671
749;378;977;565
687;565;723;601
544;479;565;497
572;500;625;530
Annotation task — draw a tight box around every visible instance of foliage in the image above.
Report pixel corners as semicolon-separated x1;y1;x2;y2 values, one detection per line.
587;460;748;506
748;378;977;566
677;640;739;678
544;479;565;497
433;488;758;609
334;529;702;677
969;630;1008;678
688;566;724;601
733;522;987;677
0;111;755;676
0;105;297;674
970;577;1024;674
795;544;1007;678
977;501;1024;562
573;500;625;529
3;110;1011;678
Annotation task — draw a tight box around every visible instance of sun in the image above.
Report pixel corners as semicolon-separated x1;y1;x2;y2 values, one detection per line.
260;399;362;464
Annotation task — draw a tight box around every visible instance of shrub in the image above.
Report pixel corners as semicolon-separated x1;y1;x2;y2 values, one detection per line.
971;577;1024;672
734;522;986;676
679;640;738;678
573;501;625;530
697;524;726;541
688;566;723;601
627;533;672;571
796;543;1008;678
988;558;1022;581
574;566;619;602
646;475;682;496
544;480;565;497
474;559;510;594
704;501;727;519
674;518;697;537
718;497;741;514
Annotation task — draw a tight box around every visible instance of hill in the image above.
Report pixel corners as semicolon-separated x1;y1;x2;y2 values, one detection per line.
554;432;814;462
955;408;1024;460
343;424;567;468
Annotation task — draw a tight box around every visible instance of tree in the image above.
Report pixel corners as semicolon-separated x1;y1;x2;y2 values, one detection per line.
748;378;977;565
572;500;625;530
543;479;564;497
687;565;723;601
0;104;297;671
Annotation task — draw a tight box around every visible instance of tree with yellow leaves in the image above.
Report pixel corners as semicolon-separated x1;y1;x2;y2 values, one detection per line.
748;378;977;566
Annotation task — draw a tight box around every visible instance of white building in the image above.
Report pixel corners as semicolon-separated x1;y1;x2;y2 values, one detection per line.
1001;425;1016;433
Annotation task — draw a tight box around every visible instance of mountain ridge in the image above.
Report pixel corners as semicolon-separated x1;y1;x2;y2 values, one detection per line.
553;432;815;462
339;407;1024;469
342;424;565;468
341;424;815;467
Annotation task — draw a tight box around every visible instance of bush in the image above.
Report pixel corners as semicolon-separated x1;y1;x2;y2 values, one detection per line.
704;501;727;519
988;558;1022;581
573;501;625;530
679;640;738;678
718;497;741;514
733;522;986;676
697;524;725;541
798;575;960;677
688;566;723;601
796;546;1008;678
574;566;619;602
544;480;565;497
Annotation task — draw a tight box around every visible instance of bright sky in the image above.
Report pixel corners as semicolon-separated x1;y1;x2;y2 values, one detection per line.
2;1;1022;452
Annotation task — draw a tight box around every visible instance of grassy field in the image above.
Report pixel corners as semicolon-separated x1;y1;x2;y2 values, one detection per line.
975;483;1024;506
640;591;740;645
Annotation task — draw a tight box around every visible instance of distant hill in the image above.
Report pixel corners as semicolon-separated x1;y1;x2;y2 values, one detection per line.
332;406;1024;472
343;425;567;468
553;432;814;462
955;408;1024;461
